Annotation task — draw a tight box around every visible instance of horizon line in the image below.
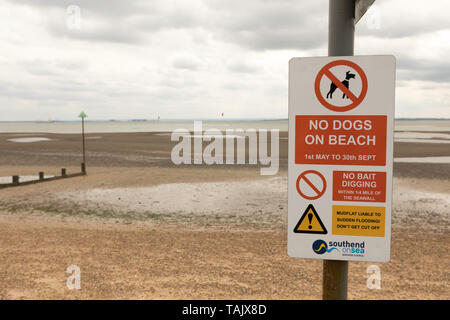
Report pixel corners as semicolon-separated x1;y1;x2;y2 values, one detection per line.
1;117;450;123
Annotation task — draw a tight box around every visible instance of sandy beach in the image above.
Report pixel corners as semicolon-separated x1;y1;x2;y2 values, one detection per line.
0;125;449;299
1;0;449;306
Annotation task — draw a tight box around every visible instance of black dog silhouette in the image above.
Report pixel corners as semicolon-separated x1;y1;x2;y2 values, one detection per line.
326;71;356;99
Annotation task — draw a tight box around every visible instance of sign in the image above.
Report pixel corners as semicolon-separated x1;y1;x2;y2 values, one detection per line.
78;111;87;119
295;115;387;166
332;171;386;202
293;204;327;234
296;170;326;200
288;55;395;262
314;60;368;112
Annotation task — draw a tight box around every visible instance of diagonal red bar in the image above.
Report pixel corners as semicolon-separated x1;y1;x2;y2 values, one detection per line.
302;175;321;196
324;69;358;102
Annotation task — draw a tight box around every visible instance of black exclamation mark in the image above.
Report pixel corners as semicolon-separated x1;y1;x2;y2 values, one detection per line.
308;212;313;229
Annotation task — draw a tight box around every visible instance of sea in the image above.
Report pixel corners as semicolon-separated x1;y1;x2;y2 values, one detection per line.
0;119;449;134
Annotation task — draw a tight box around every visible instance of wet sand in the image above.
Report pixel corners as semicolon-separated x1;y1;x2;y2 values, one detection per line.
1;132;450;179
0;131;449;299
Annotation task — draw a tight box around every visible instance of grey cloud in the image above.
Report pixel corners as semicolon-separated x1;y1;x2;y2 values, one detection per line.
227;62;260;74
17;59;88;77
9;0;201;44
223;82;250;91
172;56;201;70
8;0;449;51
397;56;450;82
158;76;199;89
0;81;90;102
8;0;149;18
133;9;203;31
206;0;328;50
9;0;328;50
9;0;151;44
49;22;143;44
222;28;325;50
18;64;59;77
399;69;450;82
1;0;449;122
398;67;450;83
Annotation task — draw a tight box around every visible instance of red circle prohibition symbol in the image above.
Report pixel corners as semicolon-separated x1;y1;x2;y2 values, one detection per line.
314;59;368;112
296;170;327;200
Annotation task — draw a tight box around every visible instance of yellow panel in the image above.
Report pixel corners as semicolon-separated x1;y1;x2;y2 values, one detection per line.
332;205;385;237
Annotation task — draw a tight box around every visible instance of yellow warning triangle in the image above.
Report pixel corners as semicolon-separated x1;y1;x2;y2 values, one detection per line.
293;204;327;234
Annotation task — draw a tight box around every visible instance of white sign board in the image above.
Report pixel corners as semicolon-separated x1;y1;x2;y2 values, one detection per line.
288;55;395;262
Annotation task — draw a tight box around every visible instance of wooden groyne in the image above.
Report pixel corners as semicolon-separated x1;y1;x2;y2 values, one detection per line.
0;163;86;189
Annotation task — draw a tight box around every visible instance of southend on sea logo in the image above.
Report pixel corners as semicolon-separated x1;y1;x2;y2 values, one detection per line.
312;240;339;254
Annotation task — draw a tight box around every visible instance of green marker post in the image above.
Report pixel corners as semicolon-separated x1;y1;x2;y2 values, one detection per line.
78;111;87;173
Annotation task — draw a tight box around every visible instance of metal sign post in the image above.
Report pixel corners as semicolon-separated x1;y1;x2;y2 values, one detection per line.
288;0;384;301
323;0;356;301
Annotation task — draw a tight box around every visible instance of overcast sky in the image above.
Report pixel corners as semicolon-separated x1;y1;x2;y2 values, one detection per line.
0;0;449;121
